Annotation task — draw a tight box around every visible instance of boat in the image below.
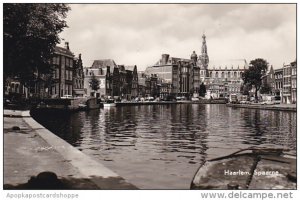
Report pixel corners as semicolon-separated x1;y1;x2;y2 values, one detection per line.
103;99;116;107
78;103;87;110
190;147;296;190
86;97;100;109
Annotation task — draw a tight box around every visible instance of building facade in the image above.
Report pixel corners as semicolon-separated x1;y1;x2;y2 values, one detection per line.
205;63;247;98
84;59;116;98
282;62;292;104
49;43;74;98
73;53;85;97
274;68;283;98
145;53;202;98
84;59;139;99
144;34;247;99
291;60;297;103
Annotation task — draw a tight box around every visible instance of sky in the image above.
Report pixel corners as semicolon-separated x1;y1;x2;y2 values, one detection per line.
59;4;296;71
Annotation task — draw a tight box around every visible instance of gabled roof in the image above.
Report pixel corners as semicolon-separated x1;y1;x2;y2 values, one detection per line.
118;65;126;72
55;46;74;57
91;59;117;69
124;65;136;71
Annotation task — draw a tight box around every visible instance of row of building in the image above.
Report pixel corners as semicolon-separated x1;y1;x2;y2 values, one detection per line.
4;35;296;104
263;60;297;104
144;34;248;99
83;34;248;100
4;42;85;100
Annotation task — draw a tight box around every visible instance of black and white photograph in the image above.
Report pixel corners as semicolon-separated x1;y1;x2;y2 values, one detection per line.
2;2;297;197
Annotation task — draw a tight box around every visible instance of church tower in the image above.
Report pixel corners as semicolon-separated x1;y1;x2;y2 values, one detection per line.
199;34;209;77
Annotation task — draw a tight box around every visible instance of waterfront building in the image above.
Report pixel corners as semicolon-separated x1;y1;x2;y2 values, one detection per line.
4;77;28;100
282;62;292;104
118;65;139;99
84;59;116;98
274;68;283;98
145;34;247;99
73;54;85;97
84;67;110;98
126;65;139;99
84;59;139;99
261;65;275;95
268;65;275;93
137;72;146;98
206;61;247;98
291;60;297;103
50;42;74;98
4;42;84;99
145;74;159;98
145;52;203;98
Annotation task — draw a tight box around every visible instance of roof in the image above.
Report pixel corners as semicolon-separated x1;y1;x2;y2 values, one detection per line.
118;65;126;72
54;46;74;57
153;55;192;66
209;59;248;69
85;67;108;76
91;59;117;69
124;65;136;71
274;68;283;73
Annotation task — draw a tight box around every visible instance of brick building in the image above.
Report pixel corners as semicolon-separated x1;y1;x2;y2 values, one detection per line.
50;43;74;98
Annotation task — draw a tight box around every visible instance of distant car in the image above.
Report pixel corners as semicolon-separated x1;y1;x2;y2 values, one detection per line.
191;97;199;101
61;95;73;99
176;96;186;101
240;100;250;104
145;97;154;101
261;101;275;105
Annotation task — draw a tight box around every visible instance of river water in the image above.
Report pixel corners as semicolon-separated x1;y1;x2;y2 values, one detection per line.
32;104;296;189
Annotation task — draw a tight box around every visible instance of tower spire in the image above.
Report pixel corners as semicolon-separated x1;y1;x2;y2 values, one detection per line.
201;34;207;55
199;33;209;77
199;34;209;70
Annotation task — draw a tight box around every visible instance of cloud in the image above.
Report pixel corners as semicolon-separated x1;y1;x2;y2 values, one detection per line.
59;4;296;70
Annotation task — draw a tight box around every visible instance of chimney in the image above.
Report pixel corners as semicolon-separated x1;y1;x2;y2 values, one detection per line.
65;42;69;50
79;53;81;59
161;54;169;65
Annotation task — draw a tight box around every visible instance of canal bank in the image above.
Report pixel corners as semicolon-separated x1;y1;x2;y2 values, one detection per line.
3;109;137;189
226;103;296;112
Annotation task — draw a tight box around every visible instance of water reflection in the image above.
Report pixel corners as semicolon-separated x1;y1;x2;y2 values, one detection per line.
32;104;296;189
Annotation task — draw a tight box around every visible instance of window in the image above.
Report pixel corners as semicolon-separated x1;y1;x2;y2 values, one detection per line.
56;68;59;78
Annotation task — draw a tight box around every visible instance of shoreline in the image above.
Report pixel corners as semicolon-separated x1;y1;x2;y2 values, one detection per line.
226;103;296;112
3;109;137;189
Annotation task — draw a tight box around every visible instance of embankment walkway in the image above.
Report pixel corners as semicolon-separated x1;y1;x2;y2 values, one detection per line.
226;103;296;112
3;109;137;189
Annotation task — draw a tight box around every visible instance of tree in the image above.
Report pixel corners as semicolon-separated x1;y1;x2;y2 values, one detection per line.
260;83;272;94
4;4;70;87
199;82;206;97
242;58;268;100
241;83;252;96
89;74;100;97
